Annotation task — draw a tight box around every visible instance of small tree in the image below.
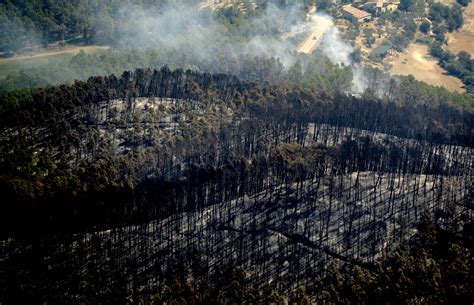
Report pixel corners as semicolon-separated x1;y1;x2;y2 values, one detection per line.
456;0;470;6
419;20;431;34
399;0;415;11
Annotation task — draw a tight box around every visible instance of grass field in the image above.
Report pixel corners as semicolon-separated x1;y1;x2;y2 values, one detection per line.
389;43;465;93
445;2;474;56
446;32;474;56
0;45;110;80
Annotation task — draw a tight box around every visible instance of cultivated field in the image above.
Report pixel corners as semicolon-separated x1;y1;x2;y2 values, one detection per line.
389;43;465;93
446;2;474;56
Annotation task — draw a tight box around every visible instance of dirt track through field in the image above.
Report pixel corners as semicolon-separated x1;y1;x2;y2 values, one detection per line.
390;43;465;93
0;45;110;64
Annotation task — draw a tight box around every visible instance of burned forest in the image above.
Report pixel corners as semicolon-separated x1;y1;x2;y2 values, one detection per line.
0;66;473;303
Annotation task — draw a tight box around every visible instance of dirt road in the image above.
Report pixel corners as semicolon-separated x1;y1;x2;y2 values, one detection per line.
0;45;110;64
297;30;323;54
294;14;335;54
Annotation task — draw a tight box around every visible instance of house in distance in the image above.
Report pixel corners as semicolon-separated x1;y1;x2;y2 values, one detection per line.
342;4;372;23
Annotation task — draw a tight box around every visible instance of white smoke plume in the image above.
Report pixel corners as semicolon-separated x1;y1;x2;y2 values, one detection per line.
3;1;371;93
288;12;368;93
112;1;302;68
60;0;372;92
121;1;367;93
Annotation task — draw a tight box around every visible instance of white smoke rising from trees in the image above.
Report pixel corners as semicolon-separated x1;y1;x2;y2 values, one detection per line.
114;1;300;67
123;1;368;93
3;1;371;93
0;16;42;52
289;13;368;93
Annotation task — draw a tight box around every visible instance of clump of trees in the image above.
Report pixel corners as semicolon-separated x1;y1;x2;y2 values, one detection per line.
456;0;472;7
0;0;300;53
0;0;172;51
429;3;464;32
430;45;474;94
419;20;431;34
398;0;424;14
380;11;418;52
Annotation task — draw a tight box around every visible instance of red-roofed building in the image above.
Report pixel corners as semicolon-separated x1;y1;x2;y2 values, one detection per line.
342;4;371;23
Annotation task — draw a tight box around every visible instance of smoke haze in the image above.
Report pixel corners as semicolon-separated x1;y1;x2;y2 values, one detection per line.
290;12;368;93
1;1;370;93
112;1;368;92
113;2;300;67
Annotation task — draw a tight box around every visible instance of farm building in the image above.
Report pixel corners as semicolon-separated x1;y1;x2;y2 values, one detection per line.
363;0;384;11
369;44;392;60
362;0;399;12
342;5;371;23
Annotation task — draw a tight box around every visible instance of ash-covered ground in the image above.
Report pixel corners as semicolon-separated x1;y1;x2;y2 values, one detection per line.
1;169;471;303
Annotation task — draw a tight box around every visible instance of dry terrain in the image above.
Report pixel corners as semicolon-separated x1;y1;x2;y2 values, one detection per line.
432;0;457;5
0;45;110;80
445;2;474;55
0;45;110;64
389;43;465;93
2;168;469;302
446;32;474;55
